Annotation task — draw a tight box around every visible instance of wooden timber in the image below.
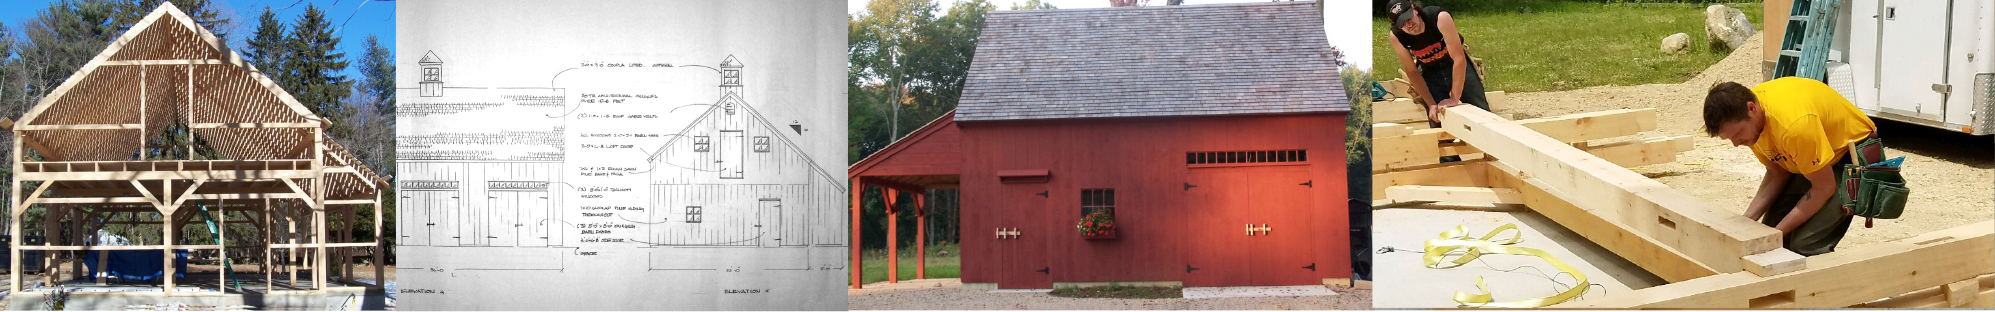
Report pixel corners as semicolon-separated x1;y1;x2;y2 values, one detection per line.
1442;105;1780;274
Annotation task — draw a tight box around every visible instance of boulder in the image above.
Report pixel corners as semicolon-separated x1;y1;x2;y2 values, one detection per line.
1705;5;1757;52
1661;33;1691;54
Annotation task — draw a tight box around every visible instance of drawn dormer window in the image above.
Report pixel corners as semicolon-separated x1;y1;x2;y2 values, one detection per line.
693;136;711;152
754;136;770;153
424;67;440;82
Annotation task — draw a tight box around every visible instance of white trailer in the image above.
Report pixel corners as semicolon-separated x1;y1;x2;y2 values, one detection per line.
1765;0;1995;135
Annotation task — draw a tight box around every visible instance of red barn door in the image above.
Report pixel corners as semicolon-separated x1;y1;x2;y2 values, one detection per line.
999;185;1053;289
1183;169;1251;287
1249;167;1317;285
1183;166;1316;286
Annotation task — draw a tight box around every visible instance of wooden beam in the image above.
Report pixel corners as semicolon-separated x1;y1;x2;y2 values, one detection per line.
1742;249;1806;277
1855;275;1995;308
189;122;320;129
13;123;142;131
17;170;318;182
1375;98;1427;124
1371;160;1488;200
99;59;228;66
1374;109;1665;170
1382;186;1523;205
1443;105;1780;273
1486;162;1719;282
1946;278;1984;307
1564;221;1995;308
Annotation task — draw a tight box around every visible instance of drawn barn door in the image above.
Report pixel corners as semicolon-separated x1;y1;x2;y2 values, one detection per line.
487;191;523;247
1248;167;1316;286
759;199;782;247
999;185;1052;289
487;187;550;247
465;192;491;246
402;190;455;246
1183;168;1251;287
720;130;745;179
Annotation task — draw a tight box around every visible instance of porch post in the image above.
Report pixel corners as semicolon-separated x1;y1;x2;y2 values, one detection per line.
915;191;927;280
849;178;863;289
885;188;900;284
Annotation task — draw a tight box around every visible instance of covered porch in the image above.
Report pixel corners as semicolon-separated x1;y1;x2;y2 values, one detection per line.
848;111;962;289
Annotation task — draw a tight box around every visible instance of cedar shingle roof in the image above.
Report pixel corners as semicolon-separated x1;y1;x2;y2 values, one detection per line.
956;1;1349;122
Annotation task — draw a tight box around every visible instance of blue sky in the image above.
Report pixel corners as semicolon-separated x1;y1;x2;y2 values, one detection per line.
0;0;395;80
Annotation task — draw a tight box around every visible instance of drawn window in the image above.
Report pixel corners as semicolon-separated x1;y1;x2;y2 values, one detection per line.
1081;189;1115;217
693;136;711;152
423;67;439;81
754;136;771;153
685;206;703;223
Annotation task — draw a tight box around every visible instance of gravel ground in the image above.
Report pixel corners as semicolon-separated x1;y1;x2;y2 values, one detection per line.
849;284;1371;310
1503;33;1995;248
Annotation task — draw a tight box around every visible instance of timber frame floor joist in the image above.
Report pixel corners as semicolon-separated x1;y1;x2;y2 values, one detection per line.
0;2;388;296
1371;97;1995;308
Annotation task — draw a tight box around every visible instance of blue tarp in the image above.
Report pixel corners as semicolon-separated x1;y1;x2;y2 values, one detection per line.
81;250;189;281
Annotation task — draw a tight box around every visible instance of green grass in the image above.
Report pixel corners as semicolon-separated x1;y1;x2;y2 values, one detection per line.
1049;284;1184;299
1372;1;1761;92
854;243;962;285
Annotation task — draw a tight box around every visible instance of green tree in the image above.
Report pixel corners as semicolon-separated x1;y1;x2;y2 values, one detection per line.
242;9;288;77
111;0;230;39
357;35;396;116
281;4;354;138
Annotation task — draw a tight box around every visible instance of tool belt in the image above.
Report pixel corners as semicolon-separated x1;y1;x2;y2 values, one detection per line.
1841;132;1907;228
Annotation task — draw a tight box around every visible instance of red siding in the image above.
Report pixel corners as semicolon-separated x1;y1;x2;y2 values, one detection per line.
958;113;1349;288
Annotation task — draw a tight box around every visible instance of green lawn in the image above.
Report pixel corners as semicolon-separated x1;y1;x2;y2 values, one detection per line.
1372;2;1761;92
1050;284;1184;299
855;243;962;285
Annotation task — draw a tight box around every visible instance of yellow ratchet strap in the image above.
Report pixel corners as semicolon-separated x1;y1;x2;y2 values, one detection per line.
1421;224;1589;308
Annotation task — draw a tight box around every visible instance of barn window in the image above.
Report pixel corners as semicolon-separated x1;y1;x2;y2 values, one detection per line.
423;67;439;81
1081;189;1115;217
685;206;704;223
1186;149;1307;165
693;136;711;152
753;136;771;153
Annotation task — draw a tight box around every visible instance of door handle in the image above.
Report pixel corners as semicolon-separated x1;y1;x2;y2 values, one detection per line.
1246;224;1256;236
1260;224;1272;235
1246;224;1272;236
996;228;1020;239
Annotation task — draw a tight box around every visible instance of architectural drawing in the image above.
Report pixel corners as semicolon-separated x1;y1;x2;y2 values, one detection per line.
395;1;847;309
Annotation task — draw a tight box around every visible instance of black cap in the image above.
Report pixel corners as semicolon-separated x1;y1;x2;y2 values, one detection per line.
1388;0;1418;32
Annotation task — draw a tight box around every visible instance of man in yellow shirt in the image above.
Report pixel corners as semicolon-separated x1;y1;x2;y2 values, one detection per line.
1702;77;1877;256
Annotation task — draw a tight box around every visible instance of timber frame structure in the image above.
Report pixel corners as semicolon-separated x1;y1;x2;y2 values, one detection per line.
0;2;387;296
1372;93;1995;308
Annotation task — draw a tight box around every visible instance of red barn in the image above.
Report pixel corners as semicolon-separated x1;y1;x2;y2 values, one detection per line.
849;1;1351;289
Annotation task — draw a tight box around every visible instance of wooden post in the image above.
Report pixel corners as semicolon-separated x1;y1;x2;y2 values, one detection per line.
915;191;926;280
265;198;274;292
885;188;899;284
218;197;227;292
9;135;20;293
373;191;384;288
162;180;175;295
313;128;327;290
849;179;862;289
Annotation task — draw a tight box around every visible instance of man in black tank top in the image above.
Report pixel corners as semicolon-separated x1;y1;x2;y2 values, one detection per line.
1386;0;1489;129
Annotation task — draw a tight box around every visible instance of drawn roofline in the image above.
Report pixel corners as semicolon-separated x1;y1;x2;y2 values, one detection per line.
655;66;845;188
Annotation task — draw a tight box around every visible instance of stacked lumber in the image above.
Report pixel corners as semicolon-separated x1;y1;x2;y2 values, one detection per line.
1370;102;1995;308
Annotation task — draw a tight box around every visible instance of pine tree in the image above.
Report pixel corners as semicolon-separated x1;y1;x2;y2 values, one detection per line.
282;4;353;138
243;9;288;79
358;35;395;116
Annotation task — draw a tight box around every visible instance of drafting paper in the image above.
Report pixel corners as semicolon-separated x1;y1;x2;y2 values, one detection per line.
394;1;848;309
